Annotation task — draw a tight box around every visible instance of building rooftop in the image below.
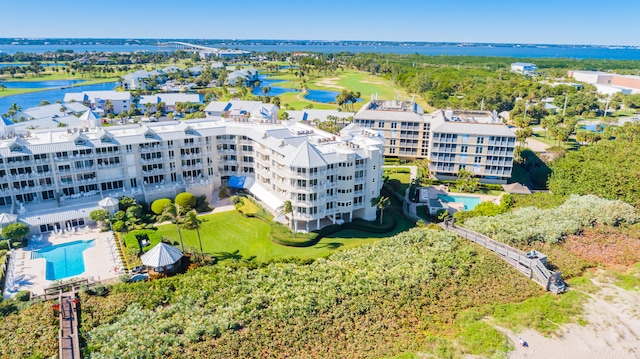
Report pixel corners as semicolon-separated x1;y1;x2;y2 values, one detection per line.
430;110;514;137
354;98;425;121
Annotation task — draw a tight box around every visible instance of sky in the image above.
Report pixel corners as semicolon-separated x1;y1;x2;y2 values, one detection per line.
2;0;640;46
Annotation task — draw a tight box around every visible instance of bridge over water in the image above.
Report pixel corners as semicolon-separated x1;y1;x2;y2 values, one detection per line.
158;41;220;53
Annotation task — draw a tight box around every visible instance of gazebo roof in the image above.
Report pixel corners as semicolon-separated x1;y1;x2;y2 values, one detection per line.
98;197;119;207
0;213;18;225
502;182;533;195
141;242;183;268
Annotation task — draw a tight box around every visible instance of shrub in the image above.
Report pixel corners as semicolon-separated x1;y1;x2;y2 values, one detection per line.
269;222;318;247
111;220;126;233
0;240;8;251
14;290;31;302
218;186;230;199
175;192;196;211
464;195;638;244
383;167;411;174
90;209;111;223
2;223;29;242
123;229;163;253
0;249;7;258
151;198;172;215
195;195;213;213
237;200;260;217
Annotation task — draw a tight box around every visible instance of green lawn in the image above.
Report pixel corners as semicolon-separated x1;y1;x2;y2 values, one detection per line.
154;210;403;262
261;69;431;112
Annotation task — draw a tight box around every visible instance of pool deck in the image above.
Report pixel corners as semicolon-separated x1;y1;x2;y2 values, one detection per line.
3;227;123;299
417;185;502;215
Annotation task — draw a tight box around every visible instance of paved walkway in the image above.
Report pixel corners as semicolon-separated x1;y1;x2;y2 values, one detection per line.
211;205;236;214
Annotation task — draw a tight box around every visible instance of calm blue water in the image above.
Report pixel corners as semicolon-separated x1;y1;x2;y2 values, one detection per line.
304;89;364;103
0;63;65;68
304;89;340;103
0;81;117;114
3;80;86;88
2;43;640;60
581;124;600;132
0;44;166;54
438;194;483;211
251;75;299;96
33;240;95;280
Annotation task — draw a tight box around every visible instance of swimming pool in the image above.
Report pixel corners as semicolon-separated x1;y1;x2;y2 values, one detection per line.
32;240;95;280
437;194;483;211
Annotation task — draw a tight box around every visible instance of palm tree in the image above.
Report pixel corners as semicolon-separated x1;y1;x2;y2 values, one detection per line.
158;203;185;252
182;209;203;256
371;196;391;225
414;159;431;182
278;200;294;234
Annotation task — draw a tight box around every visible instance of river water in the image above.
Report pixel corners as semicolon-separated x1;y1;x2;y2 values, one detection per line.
0;82;117;115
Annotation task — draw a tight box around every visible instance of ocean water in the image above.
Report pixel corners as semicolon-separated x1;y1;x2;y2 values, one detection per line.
1;43;640;60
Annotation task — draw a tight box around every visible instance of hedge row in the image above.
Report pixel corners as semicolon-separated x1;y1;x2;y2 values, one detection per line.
123;229;163;254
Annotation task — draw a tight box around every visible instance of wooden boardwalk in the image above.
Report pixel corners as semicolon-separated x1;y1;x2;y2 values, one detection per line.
58;291;81;359
443;220;566;294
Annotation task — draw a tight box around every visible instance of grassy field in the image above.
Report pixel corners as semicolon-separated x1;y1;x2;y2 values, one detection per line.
263;69;431;112
154;210;413;262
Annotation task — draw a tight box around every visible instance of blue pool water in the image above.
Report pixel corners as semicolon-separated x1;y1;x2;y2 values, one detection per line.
32;240;95;280
438;194;483;211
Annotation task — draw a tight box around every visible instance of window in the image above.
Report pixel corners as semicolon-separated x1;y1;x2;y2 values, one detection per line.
391;122;397;129
389;139;396;146
460;145;468;153
378;121;384;128
474;156;482;164
475;146;483;154
477;136;484;144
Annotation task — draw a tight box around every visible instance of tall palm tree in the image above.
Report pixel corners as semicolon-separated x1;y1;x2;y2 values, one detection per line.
414;159;430;181
158;203;185;252
278;200;294;234
371;196;391;225
182;209;203;256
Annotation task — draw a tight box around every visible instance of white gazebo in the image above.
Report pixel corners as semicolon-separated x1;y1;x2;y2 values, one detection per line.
98;197;120;215
140;242;183;274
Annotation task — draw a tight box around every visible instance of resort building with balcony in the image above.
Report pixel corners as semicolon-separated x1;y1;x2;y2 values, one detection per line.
353;98;515;183
428;109;515;183
0;101;384;234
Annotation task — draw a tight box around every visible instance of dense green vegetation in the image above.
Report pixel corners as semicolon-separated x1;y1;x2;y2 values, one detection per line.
77;228;544;358
464;195;638;245
549;128;640;207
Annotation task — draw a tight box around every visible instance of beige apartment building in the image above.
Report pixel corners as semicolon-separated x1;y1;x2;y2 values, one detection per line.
353;99;515;183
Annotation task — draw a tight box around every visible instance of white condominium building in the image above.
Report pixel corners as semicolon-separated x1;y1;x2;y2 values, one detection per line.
354;99;515;183
429;110;515;183
0;102;384;234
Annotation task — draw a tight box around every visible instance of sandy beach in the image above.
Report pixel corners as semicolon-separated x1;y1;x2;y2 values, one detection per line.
507;275;640;359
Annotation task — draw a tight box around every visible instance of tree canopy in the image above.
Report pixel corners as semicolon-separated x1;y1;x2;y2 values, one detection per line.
549;137;640;207
2;223;30;242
